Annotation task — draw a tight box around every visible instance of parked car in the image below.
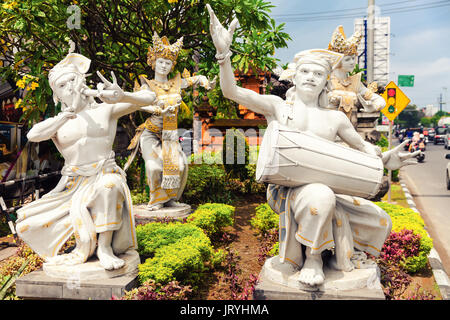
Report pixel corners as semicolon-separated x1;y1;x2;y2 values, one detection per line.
446;154;450;190
444;128;450;150
434;126;448;145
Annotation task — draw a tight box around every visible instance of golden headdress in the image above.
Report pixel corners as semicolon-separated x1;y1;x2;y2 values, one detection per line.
328;25;362;56
147;32;183;70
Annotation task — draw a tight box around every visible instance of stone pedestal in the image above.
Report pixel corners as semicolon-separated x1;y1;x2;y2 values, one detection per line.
16;250;140;300
253;256;385;300
134;203;192;224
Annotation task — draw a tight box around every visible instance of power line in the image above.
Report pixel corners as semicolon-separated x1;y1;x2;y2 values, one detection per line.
274;0;450;22
272;0;421;17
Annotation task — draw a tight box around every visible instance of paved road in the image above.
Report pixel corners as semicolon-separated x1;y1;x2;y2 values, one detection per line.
399;140;450;275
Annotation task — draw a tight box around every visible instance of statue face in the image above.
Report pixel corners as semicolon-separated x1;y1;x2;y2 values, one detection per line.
154;57;174;76
294;63;328;97
339;55;357;73
53;72;84;111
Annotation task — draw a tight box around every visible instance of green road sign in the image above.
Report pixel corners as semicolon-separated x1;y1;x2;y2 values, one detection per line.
398;75;414;87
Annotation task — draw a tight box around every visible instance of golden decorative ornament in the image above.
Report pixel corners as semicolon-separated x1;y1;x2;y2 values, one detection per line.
147;32;183;70
328;25;362;56
310;207;319;215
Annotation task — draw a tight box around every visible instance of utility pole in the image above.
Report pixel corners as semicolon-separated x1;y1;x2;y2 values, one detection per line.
367;0;375;83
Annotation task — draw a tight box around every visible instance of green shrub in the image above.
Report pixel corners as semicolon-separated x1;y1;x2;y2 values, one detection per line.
136;221;225;286
131;189;149;205
136;222;205;257
183;163;234;204
187;203;235;236
376;202;433;273
251;203;279;234
138;234;212;285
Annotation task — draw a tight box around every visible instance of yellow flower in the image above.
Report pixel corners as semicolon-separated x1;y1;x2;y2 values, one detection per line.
29;82;39;91
2;1;18;10
16;79;25;89
14;98;22;109
167;0;178;3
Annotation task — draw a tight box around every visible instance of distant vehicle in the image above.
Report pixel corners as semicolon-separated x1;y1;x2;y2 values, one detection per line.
434;126;448;145
427;127;436;142
444;128;450;150
446;154;450;190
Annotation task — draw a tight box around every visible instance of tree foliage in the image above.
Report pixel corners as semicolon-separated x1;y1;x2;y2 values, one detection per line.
0;0;291;126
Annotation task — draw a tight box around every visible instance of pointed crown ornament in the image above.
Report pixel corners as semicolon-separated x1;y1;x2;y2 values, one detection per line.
147;32;183;70
328;25;362;56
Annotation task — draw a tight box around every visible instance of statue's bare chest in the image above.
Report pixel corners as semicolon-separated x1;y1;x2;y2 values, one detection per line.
284;105;339;141
56;108;113;146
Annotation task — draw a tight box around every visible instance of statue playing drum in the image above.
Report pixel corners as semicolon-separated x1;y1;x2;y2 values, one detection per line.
207;5;420;287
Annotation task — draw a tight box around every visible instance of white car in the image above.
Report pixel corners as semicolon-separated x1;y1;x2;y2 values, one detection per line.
445;128;450;149
447;154;450;190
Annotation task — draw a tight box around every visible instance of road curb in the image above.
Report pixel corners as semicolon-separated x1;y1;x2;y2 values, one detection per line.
399;179;450;300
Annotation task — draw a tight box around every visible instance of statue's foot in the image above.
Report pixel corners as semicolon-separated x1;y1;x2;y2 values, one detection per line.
165;199;185;207
296;254;325;286
146;203;163;211
46;250;85;266
328;254;354;272
351;251;376;269
97;244;125;271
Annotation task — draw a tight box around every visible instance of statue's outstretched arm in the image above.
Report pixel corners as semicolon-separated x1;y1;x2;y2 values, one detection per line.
207;4;282;117
95;71;157;119
336;111;380;156
27;111;76;142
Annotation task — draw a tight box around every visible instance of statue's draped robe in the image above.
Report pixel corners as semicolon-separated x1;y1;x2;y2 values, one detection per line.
15;152;137;263
265;104;392;268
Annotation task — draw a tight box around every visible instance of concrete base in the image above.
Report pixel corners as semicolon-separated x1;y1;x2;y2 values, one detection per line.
16;270;138;300
16;250;140;300
43;249;140;281
134;203;192;224
253;256;385;300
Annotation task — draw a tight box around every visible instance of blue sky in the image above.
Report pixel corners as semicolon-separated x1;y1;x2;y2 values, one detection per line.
267;0;450;111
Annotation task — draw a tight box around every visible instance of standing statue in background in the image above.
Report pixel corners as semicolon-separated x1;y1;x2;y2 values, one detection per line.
126;32;211;211
207;4;420;287
327;25;385;127
15;49;157;271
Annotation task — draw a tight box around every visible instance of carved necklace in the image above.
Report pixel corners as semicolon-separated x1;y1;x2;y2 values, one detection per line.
149;79;176;93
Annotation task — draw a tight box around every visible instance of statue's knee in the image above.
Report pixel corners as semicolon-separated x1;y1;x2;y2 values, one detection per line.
305;183;336;210
99;174;123;195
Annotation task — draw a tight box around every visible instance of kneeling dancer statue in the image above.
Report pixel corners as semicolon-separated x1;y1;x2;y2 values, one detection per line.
15;49;157;270
207;5;419;287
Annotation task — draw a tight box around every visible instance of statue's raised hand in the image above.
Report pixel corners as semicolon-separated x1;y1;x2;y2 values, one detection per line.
382;139;421;170
206;4;238;56
96;71;125;104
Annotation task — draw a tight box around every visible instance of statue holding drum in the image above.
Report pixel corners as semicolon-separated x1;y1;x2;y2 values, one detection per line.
207;5;420;287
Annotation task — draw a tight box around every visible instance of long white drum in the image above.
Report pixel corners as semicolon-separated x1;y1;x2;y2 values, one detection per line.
256;121;383;198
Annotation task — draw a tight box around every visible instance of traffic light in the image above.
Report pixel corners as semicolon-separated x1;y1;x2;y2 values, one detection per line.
387;88;396;114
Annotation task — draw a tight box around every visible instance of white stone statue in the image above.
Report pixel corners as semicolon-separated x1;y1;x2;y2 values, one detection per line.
15;49;158;271
207;5;419;287
281;26;385;128
125;32;211;211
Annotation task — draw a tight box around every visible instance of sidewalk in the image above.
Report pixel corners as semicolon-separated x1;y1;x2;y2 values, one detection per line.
399;178;450;300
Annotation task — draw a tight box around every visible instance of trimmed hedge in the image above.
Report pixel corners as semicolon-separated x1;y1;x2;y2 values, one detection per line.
187;203;235;236
137;222;214;285
250;203;279;234
136;203;235;285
